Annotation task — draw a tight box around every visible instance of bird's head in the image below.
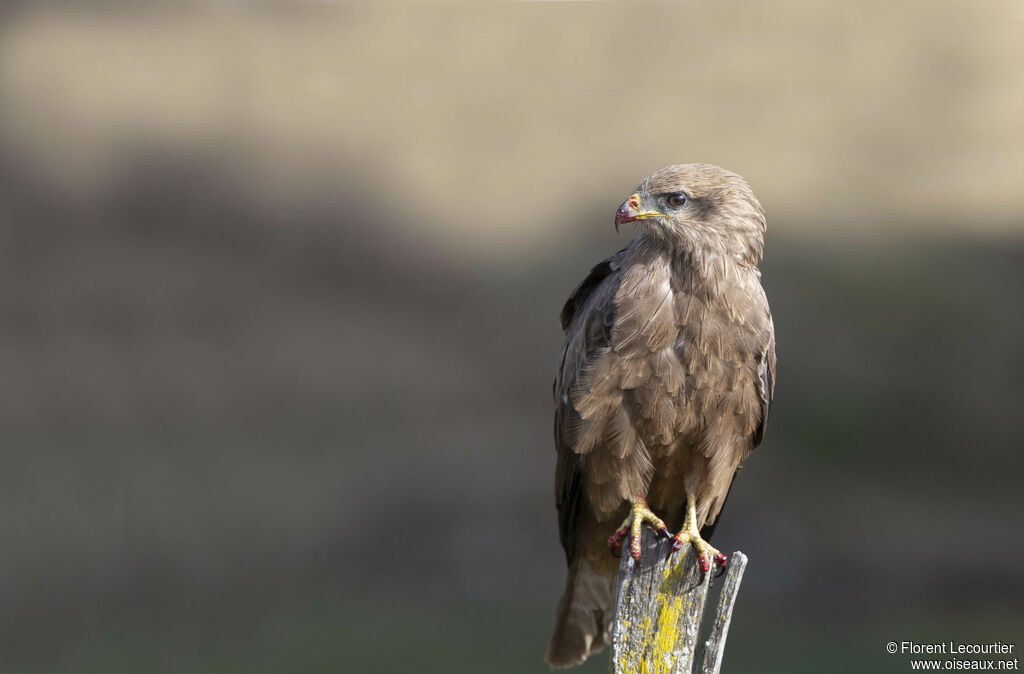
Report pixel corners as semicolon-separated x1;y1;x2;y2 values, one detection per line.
615;163;766;264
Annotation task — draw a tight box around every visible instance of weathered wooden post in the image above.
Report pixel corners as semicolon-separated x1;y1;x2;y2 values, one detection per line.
611;529;748;674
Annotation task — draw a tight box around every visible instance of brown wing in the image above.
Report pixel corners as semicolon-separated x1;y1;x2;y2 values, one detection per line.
699;314;776;542
553;249;625;564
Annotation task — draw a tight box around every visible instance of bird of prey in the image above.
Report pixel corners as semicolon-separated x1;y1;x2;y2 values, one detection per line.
546;164;775;668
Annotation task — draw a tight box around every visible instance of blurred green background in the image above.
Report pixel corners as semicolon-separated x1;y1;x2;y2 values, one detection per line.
1;2;1022;672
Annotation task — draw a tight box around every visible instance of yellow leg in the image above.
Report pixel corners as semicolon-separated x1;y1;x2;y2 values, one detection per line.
609;496;671;560
671;493;727;572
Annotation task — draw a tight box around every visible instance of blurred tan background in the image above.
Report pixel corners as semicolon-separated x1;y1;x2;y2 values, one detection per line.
1;2;1022;672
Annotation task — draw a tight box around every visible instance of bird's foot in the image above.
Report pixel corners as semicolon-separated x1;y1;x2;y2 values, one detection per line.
671;528;728;573
609;498;671;560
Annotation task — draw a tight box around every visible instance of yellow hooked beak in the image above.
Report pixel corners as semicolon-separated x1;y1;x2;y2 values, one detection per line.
615;193;668;231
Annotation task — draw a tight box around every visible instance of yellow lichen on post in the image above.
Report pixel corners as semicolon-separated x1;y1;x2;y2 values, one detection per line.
646;559;689;673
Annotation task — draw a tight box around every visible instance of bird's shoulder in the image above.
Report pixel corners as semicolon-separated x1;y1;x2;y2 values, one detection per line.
559;246;629;331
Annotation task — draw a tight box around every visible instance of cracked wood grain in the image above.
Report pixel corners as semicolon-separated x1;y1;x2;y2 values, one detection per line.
611;529;748;674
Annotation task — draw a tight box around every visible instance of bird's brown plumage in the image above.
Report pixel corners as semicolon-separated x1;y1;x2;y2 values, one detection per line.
546;164;776;667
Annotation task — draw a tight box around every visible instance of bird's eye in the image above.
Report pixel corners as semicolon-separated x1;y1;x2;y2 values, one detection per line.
667;192;688;208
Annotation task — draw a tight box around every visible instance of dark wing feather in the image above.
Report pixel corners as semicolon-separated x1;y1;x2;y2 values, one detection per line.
559;250;624;330
751;330;776;448
554;249;625;563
